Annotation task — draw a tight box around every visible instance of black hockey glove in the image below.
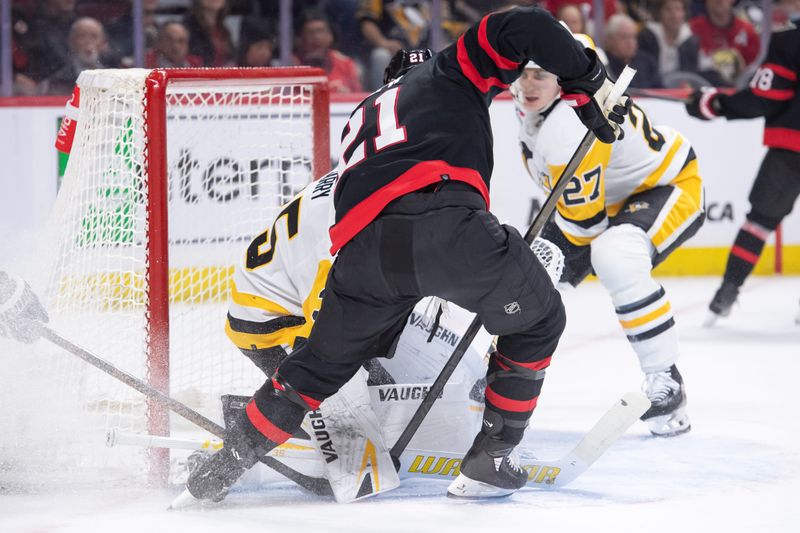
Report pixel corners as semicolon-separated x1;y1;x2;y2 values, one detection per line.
559;49;630;144
0;272;49;344
685;88;722;120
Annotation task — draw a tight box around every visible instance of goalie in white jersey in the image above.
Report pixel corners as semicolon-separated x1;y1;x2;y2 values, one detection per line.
223;168;496;501
511;35;704;437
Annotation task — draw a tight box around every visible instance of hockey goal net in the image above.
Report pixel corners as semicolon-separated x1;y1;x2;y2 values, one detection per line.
2;68;329;486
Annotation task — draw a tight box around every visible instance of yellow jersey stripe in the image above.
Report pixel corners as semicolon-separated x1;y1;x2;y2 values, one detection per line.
607;136;685;217
231;281;292;315
227;260;332;351
225;318;309;350
651;172;703;249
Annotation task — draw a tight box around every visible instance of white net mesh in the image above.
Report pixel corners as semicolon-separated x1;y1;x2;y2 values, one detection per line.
531;237;565;286
1;69;322;485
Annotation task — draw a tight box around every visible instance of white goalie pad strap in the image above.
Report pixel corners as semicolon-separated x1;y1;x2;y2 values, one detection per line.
309;368;400;502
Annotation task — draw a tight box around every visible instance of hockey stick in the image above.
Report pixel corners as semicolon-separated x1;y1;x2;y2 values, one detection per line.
40;327;333;496
627;88;689;103
390;67;637;463
113;392;650;490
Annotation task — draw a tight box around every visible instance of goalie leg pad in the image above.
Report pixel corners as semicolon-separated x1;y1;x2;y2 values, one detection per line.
310;368;400;502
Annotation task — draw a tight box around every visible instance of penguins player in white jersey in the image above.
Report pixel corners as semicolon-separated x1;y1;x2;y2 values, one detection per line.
511;35;704;437
226;169;489;388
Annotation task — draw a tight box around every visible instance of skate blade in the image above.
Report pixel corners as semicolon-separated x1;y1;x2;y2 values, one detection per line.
646;407;691;438
702;312;720;328
447;474;517;499
167;488;200;510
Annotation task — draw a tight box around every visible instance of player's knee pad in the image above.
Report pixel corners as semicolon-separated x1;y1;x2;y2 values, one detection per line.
591;225;659;304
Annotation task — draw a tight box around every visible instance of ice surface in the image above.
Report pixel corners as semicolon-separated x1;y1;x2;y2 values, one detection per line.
1;276;799;532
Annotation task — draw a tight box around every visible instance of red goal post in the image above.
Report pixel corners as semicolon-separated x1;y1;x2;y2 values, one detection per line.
143;68;329;483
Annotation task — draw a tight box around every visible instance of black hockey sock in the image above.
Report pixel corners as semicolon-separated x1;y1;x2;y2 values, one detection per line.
482;351;552;445
236;374;318;458
722;219;770;287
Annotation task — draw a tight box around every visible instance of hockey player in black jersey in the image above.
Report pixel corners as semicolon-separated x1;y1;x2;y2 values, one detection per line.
686;1;800;325
184;6;630;502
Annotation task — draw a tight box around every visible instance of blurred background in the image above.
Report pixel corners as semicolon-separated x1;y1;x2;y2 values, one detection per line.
0;0;792;96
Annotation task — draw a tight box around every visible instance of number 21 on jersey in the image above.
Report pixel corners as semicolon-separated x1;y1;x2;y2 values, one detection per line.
340;87;408;171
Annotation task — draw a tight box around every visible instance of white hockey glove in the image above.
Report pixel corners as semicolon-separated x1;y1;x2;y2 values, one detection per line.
0;272;49;344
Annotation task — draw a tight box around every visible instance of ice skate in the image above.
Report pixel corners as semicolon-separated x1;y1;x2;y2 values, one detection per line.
704;282;739;327
181;448;251;505
641;365;691;437
447;432;528;498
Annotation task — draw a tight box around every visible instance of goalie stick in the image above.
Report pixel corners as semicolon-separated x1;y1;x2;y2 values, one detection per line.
390;66;638;463
112;392;650;490
39;326;333;497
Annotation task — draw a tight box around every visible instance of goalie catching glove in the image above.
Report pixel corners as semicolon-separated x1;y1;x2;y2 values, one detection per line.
0;271;49;344
559;49;631;143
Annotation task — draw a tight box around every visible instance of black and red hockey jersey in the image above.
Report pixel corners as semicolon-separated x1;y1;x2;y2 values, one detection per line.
716;19;800;152
329;7;593;253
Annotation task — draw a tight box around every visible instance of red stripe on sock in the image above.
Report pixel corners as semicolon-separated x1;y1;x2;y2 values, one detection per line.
496;352;552;372
484;386;538;413
742;221;770;241
246;401;292;444
731;245;760;265
272;378;321;410
297;392;321;410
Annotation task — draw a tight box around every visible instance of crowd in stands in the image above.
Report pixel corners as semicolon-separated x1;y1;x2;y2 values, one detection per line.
7;0;796;96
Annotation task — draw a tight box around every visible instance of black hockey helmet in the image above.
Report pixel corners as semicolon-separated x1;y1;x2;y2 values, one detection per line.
383;48;433;84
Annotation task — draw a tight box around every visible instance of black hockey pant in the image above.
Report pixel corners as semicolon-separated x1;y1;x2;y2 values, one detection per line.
243;185;566;448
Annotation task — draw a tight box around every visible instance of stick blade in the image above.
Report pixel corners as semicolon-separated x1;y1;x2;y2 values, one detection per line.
571;392;650;466
530;392;649;488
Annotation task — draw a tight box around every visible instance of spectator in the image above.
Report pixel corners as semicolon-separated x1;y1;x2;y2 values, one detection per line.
557;3;587;34
146;21;204;68
184;0;234;67
294;11;363;94
107;0;161;66
544;1;618;23
604;13;663;88
689;0;759;86
639;0;701;79
237;17;275;67
11;7;38;95
42;17;110;95
26;0;78;81
357;0;432;90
